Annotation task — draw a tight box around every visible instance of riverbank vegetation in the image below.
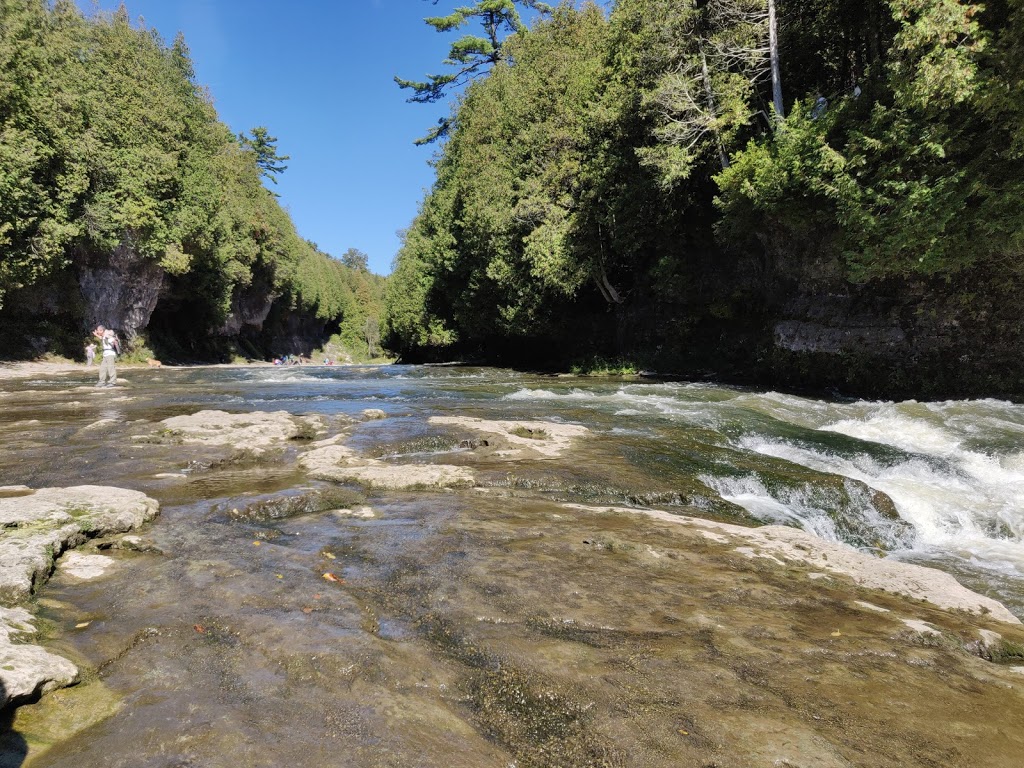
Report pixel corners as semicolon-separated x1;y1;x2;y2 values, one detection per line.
385;0;1024;397
0;1;384;362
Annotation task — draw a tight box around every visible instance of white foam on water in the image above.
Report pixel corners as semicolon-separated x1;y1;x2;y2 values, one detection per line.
738;422;1024;574
248;375;323;384
502;387;719;422
701;474;842;542
476;384;1024;574
503;388;563;400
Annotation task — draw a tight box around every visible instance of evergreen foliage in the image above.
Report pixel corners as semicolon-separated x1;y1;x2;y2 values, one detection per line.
385;0;1024;364
395;0;552;143
0;0;382;360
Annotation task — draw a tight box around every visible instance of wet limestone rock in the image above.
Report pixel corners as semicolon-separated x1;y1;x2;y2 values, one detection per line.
58;552;116;580
0;606;79;708
158;410;324;451
428;416;589;459
564;504;1021;624
325;464;475;490
300;444;475;490
0;486;158;709
0;485;160;605
225;487;366;522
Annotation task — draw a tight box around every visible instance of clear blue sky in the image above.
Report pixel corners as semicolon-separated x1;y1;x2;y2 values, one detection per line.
77;0;468;275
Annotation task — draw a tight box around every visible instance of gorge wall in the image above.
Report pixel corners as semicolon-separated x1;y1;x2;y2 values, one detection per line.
0;260;333;363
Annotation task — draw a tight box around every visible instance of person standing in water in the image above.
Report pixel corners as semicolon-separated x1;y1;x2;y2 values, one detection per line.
93;325;119;386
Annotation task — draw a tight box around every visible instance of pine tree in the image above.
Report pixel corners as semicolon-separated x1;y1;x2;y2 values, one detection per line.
395;0;551;143
238;126;289;184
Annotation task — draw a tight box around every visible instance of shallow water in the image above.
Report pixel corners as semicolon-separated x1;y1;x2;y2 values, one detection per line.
3;365;1024;767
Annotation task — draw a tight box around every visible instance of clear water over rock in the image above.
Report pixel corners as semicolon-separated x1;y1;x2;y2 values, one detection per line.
1;365;1022;767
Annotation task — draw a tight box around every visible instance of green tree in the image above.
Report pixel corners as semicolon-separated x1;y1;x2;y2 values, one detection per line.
716;0;1021;280
340;247;369;271
386;4;613;349
621;0;776;184
238;126;290;184
0;0;356;357
395;0;552;143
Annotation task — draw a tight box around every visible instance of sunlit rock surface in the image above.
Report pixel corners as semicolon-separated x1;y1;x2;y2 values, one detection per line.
0;607;78;706
159;409;326;450
430;415;589;459
564;504;1022;624
300;442;475;489
0;485;158;708
0;485;159;605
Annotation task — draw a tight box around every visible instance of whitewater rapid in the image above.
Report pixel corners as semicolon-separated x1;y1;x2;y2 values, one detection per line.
505;384;1024;576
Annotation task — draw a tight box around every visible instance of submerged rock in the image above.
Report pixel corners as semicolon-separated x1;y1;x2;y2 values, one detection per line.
58;552;115;580
564;504;1020;624
225;487;365;522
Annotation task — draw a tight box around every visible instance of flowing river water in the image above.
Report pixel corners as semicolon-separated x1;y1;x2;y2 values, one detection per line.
2;365;1023;767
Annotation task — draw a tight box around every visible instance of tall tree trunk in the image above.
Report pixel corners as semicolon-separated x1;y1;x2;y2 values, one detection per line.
768;0;784;121
701;49;730;169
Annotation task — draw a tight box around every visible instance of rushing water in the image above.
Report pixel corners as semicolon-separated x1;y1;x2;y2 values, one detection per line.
2;364;1023;767
3;365;1022;609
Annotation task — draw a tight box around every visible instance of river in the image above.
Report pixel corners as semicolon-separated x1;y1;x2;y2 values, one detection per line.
2;365;1023;767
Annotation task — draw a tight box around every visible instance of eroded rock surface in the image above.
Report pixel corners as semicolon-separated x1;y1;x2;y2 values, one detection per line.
159;410;325;451
0;606;79;706
300;444;474;490
429;416;588;459
0;485;158;709
564;504;1021;624
0;485;159;605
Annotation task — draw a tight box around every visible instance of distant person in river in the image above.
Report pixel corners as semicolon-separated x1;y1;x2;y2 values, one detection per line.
93;325;119;387
85;341;96;367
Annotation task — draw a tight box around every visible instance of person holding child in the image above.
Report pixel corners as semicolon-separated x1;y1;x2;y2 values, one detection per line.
93;325;119;386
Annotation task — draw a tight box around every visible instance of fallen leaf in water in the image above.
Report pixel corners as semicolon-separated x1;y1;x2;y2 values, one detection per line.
831;631;842;637
194;624;206;633
678;729;688;735
324;552;336;560
252;541;261;546
322;572;341;582
75;621;90;629
275;574;283;579
302;607;313;614
313;593;322;600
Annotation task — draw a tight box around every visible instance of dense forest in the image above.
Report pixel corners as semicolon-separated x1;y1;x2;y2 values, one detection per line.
0;0;385;362
385;0;1024;398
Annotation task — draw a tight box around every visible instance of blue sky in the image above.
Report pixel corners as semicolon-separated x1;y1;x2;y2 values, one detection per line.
77;0;470;275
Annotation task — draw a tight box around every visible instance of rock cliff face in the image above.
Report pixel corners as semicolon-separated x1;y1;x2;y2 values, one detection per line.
0;260;335;362
609;235;1024;400
217;281;278;338
77;244;165;341
246;301;338;358
743;239;1024;398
